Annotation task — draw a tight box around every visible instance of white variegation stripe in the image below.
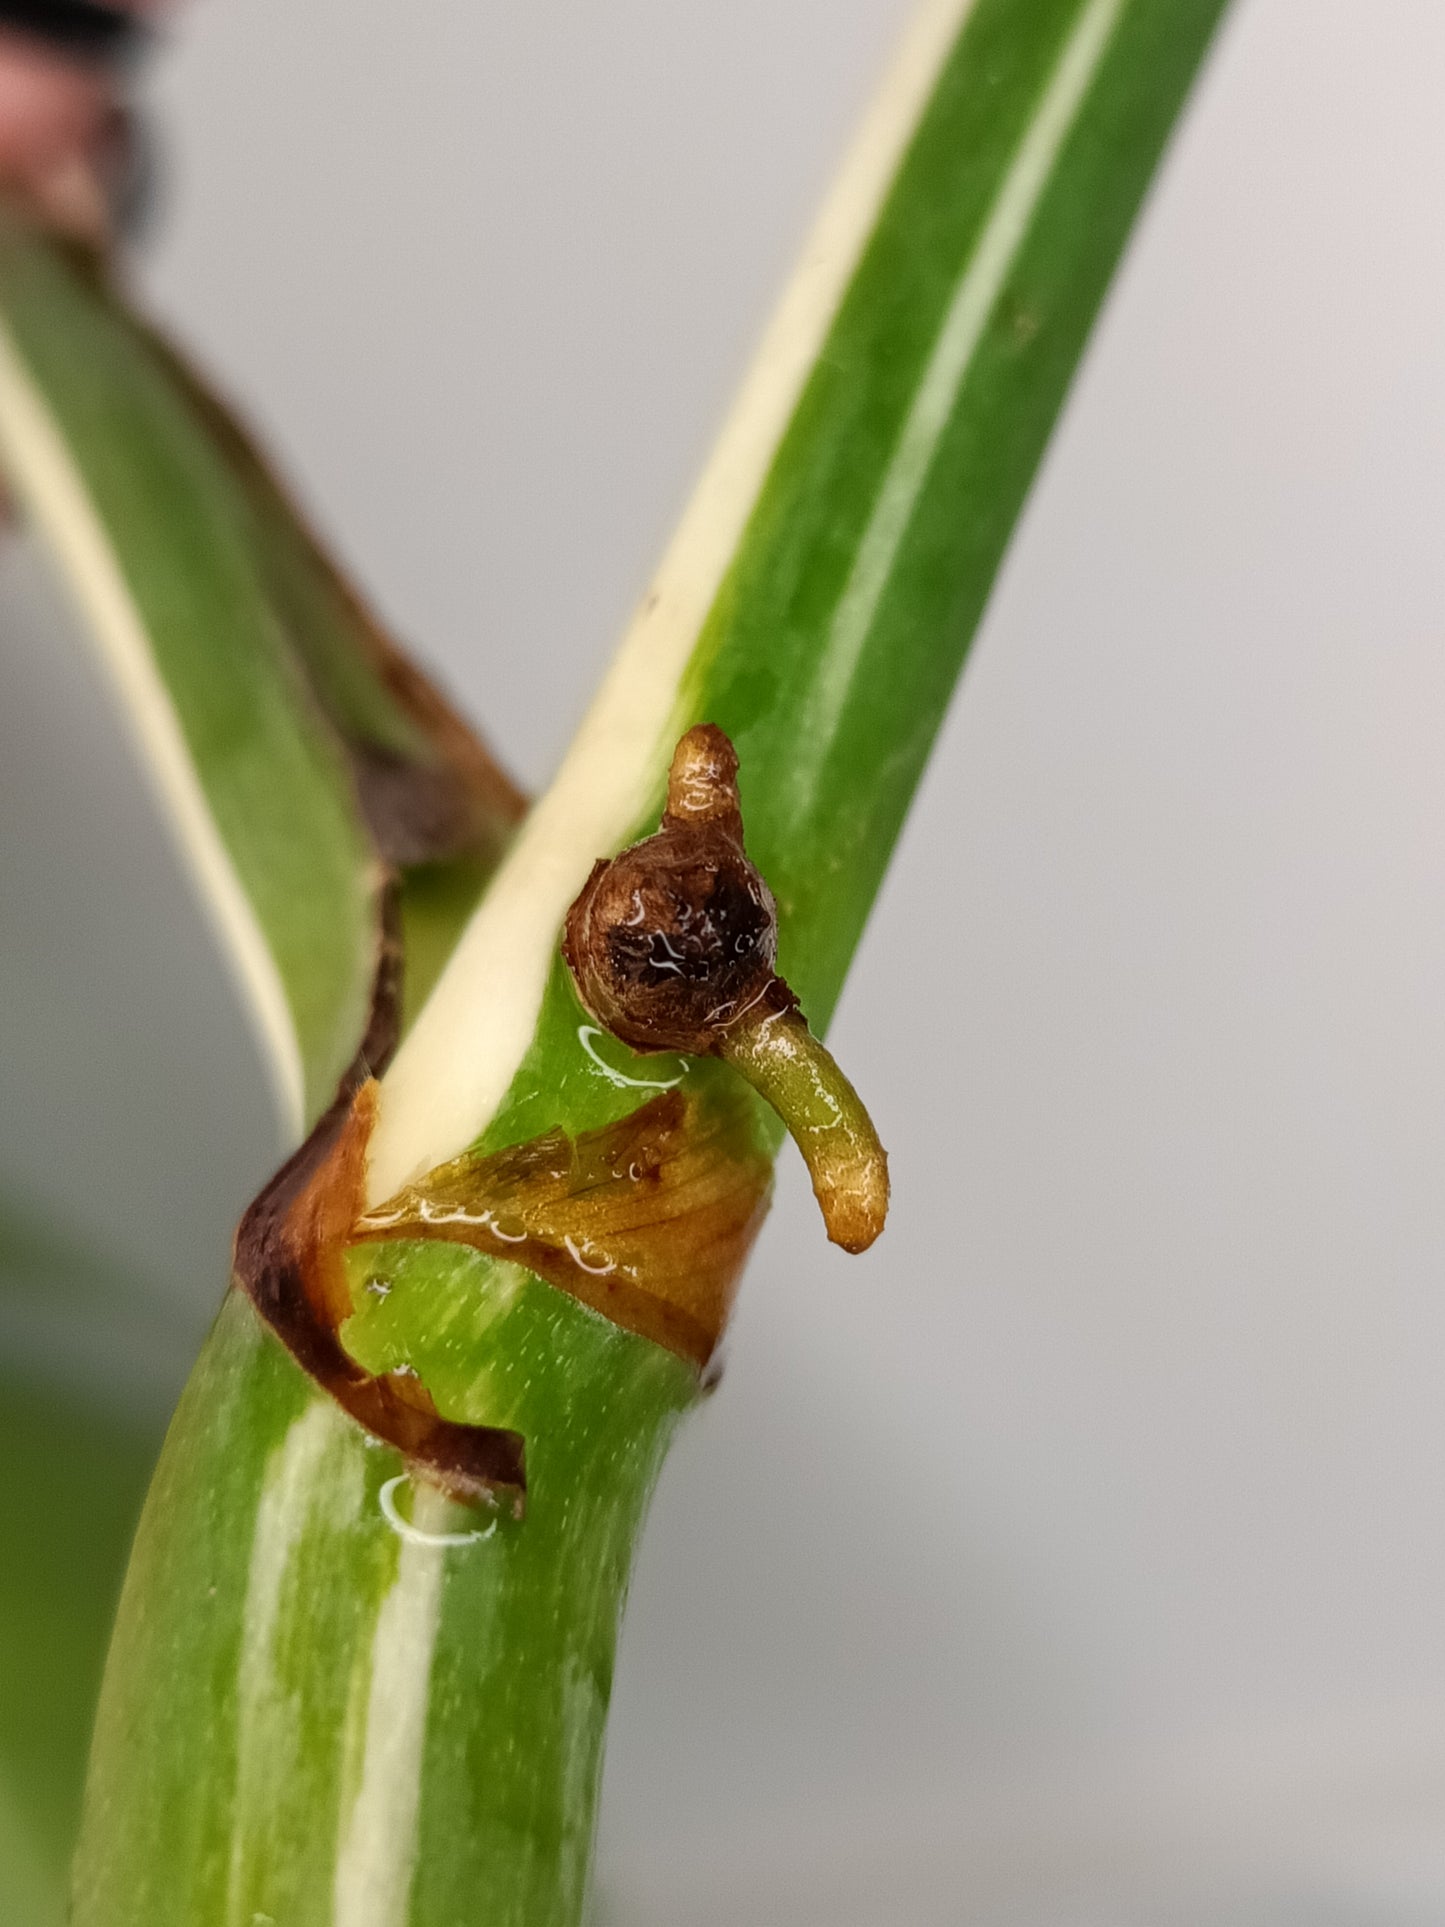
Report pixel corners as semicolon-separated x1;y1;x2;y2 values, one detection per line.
367;0;980;1201
0;319;306;1139
332;1485;452;1927
227;1399;359;1927
227;1405;453;1927
795;0;1127;784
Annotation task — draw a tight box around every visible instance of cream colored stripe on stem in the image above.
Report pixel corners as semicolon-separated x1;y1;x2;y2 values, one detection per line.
368;0;979;1201
331;1484;453;1927
0;317;306;1139
226;1401;348;1927
794;0;1128;786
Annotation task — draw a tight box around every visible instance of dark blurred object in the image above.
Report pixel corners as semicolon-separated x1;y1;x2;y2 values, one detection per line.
0;2;147;65
0;1;158;242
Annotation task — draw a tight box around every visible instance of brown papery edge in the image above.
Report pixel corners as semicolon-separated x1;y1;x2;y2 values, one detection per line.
126;281;529;869
353;1088;773;1369
232;895;526;1513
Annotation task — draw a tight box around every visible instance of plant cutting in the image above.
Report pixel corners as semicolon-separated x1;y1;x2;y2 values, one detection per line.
0;0;1231;1919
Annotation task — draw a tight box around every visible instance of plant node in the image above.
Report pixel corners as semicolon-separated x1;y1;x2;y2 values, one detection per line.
564;724;889;1252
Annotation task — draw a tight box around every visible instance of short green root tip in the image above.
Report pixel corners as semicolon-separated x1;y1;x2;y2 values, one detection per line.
722;1009;889;1252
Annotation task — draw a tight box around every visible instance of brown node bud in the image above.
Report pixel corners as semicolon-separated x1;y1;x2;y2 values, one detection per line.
563;723;791;1057
563;724;890;1254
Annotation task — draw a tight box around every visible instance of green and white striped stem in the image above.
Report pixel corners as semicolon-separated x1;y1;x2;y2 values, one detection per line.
0;0;1230;1918
74;1284;693;1927
0;210;521;1917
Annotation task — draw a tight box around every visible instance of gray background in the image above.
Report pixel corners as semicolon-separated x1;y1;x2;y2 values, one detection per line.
5;1;1445;1920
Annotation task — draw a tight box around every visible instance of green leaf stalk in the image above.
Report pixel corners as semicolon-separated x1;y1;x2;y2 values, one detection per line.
0;0;1230;1919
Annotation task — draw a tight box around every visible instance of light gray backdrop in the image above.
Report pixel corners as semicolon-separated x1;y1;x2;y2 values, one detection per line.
4;2;1445;1921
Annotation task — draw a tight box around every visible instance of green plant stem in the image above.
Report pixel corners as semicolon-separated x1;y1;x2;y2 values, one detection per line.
0;228;377;1130
74;1280;693;1927
0;219;525;1915
57;1;1230;1921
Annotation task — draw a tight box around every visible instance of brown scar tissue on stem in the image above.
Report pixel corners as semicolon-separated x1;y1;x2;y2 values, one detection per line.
562;723;890;1254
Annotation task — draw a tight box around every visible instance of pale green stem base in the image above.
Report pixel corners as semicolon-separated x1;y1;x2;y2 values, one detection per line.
72;1275;695;1927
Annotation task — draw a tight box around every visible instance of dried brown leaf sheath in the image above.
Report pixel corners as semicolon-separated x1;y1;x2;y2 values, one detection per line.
357;1088;772;1366
233;895;527;1508
234;1079;527;1510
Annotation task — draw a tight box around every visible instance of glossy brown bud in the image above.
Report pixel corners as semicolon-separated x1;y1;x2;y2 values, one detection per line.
563;724;792;1056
